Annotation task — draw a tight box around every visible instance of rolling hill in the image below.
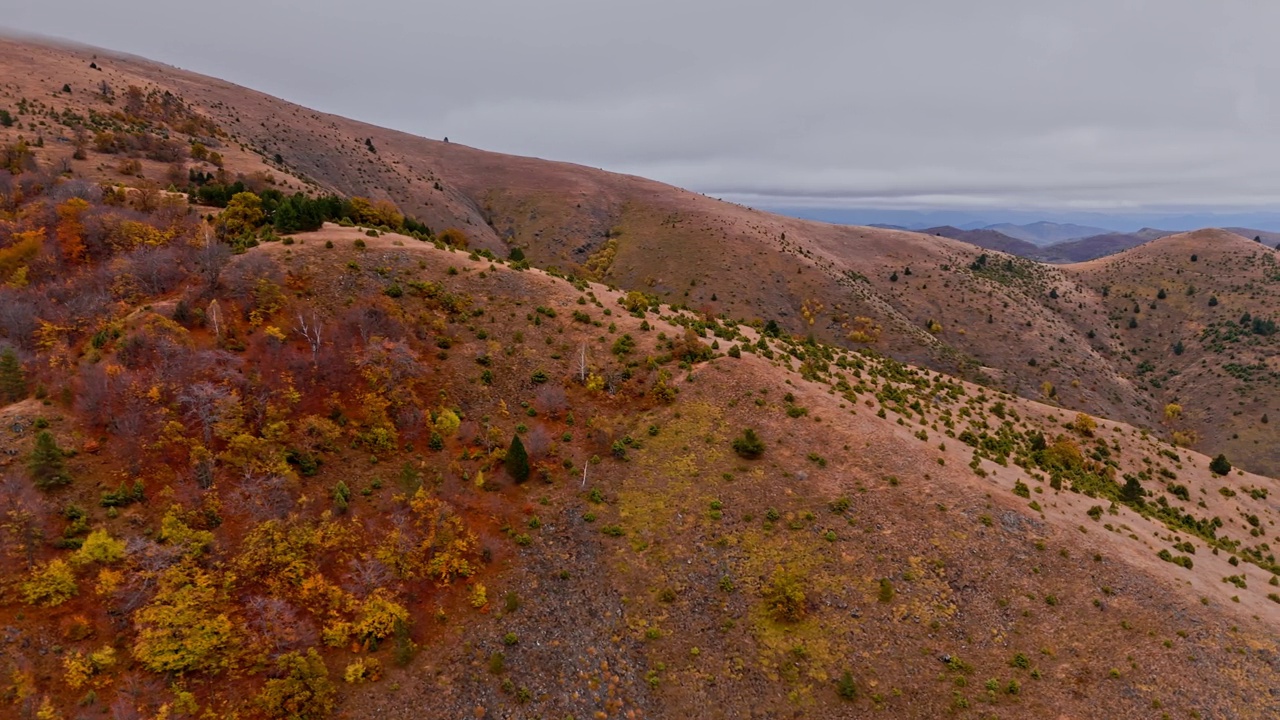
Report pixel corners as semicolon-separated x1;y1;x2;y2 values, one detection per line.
1;37;1276;471
0;35;1279;719
920;225;1042;256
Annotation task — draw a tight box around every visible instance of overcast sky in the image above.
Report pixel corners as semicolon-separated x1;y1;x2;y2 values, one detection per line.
8;1;1280;225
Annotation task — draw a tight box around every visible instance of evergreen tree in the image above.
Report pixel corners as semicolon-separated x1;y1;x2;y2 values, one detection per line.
0;347;26;402
1120;475;1145;505
29;431;70;490
1209;454;1232;476
507;435;530;484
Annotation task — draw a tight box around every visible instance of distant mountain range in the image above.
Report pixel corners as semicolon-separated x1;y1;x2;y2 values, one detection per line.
870;221;1111;245
918;224;1276;263
981;221;1112;245
778;207;1280;233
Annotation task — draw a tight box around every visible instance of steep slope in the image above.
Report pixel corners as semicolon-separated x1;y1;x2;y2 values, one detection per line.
0;35;1164;443
1066;229;1280;474
0;57;1278;714
0;210;1277;718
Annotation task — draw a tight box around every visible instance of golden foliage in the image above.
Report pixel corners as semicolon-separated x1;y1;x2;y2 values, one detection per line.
343;657;382;684
254;649;336;720
72;528;126;566
438;227;469;249
157;507;215;557
434;408;461;436
215;192;266;238
20;558;78;607
0;228;43;284
847;316;882;344
353;589;409;644
132;564;236;674
1071;413;1097;437
63;645;116;689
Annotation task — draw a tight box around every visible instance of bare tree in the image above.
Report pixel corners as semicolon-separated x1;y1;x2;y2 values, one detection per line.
207;299;223;341
178;382;236;444
344;555;394;598
576;340;588;384
295;310;323;360
534;384;568;418
193;224;230;286
524;424;552;458
246;595;318;653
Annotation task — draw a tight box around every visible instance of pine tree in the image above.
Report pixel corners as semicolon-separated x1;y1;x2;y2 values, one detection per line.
506;435;530;484
29;431;70;490
0;348;26;402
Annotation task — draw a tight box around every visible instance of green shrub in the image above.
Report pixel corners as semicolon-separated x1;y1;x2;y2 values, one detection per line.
1209;454;1232;476
732;428;765;459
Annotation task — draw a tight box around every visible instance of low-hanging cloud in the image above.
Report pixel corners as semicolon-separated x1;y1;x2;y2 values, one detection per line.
8;0;1280;216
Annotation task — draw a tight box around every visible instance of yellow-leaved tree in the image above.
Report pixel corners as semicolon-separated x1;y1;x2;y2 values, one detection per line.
132;564;236;674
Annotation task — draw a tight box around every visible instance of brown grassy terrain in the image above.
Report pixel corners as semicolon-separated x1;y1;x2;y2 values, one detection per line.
0;36;1155;440
0;213;1277;718
1;35;1279;718
1067;229;1280;476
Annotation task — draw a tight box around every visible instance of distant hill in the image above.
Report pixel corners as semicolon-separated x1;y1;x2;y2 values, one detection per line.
1035;228;1173;263
985;221;1114;245
1224;228;1280;247
920;225;1042;255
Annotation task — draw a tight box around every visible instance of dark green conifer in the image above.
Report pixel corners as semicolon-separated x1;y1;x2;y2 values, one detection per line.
29;431;70;490
507;435;530;484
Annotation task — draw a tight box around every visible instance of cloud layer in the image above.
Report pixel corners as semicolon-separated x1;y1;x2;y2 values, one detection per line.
9;1;1280;214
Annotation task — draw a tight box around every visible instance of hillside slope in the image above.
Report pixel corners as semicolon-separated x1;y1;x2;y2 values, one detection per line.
1;37;1276;474
1067;229;1280;474
0;36;1167;446
0;213;1276;718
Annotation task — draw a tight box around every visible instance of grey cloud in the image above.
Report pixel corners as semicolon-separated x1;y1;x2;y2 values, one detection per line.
9;0;1280;217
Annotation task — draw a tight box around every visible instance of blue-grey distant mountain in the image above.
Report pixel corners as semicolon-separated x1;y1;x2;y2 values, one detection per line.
983;221;1114;245
920;226;1041;256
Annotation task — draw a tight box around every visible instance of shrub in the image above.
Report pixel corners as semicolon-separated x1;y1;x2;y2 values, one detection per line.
256;649;336;719
332;481;351;512
732;428;765;459
836;671;858;700
764;567;807;622
878;578;895;603
21;559;78;606
73;529;126;565
1209;454;1232;476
